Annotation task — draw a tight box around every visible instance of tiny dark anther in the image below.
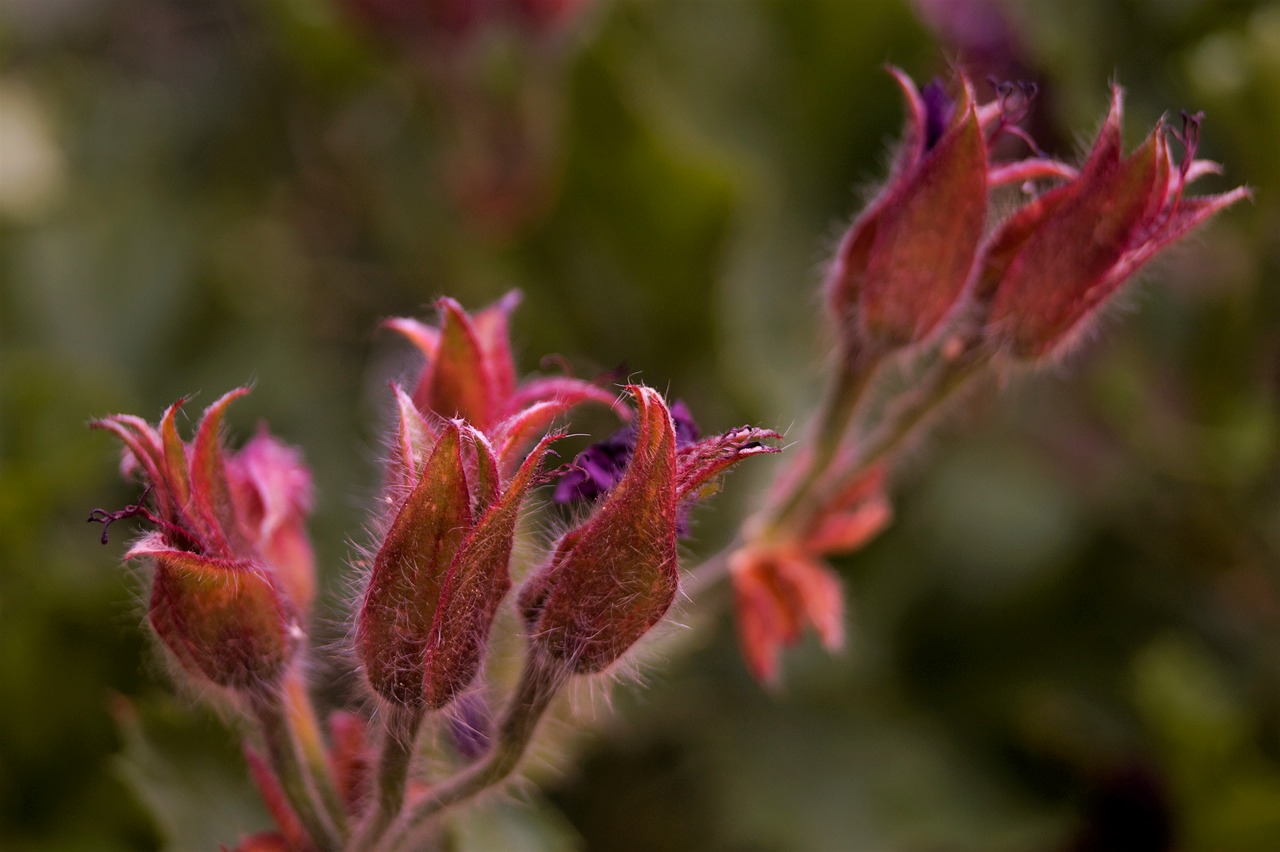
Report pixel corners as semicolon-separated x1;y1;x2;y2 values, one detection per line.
1172;109;1205;176
985;77;1045;157
87;486;154;544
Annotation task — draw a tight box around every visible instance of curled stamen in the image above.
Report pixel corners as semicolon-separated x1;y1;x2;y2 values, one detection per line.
984;77;1047;158
989;78;1038;125
87;486;156;545
538;353;575;376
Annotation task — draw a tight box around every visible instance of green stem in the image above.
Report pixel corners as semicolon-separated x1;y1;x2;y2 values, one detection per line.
762;342;883;537
814;347;991;510
380;655;563;852
251;690;342;852
347;705;424;852
284;670;349;836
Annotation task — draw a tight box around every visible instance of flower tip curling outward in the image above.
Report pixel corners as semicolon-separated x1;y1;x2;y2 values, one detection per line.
385;290;623;467
730;545;845;687
521;386;780;675
91;390;312;693
982;93;1250;361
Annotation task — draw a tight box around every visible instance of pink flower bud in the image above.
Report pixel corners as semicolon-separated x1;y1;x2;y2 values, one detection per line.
357;420;556;710
385;292;621;468
982;89;1250;360
226;429;316;615
520;387;780;674
93;390;311;692
826;69;989;351
130;535;301;690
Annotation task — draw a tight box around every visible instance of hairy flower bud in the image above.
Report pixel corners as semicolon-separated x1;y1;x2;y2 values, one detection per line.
357;418;555;710
131;536;300;690
520;386;780;674
92;389;310;692
826;69;989;351
981;89;1249;360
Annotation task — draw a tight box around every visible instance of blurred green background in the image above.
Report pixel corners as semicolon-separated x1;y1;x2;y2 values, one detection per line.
2;0;1278;849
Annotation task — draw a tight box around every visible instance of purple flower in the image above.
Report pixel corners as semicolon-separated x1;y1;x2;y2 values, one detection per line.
553;400;700;506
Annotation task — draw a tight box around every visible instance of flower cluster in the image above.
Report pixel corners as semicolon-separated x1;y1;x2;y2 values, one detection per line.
90;66;1245;852
94;295;777;851
734;69;1246;685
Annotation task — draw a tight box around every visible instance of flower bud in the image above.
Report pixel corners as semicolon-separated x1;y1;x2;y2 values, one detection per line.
357;420;555;710
521;386;779;674
519;386;679;673
226;430;316;615
981;89;1249;360
826;69;988;351
93;389;310;693
130;535;300;690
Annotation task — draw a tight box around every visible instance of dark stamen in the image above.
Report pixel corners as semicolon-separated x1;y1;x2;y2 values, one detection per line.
88;486;154;545
1171;110;1204;177
985;78;1047;158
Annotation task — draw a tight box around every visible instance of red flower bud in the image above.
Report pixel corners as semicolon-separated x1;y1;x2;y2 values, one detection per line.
357;420;555;710
130;535;301;690
982;88;1250;360
520;386;780;674
385;292;621;468
93;390;311;692
826;69;989;351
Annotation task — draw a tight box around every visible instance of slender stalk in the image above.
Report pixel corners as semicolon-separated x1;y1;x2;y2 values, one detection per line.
347;705;424;852
798;345;991;525
284;669;349;835
843;347;989;477
680;546;736;600
251;689;342;852
760;342;883;537
379;655;563;852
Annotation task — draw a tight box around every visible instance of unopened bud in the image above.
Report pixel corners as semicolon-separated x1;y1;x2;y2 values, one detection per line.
357;420;555;710
827;69;988;352
130;535;301;691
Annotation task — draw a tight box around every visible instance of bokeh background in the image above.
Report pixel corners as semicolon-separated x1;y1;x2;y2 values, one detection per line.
2;0;1279;849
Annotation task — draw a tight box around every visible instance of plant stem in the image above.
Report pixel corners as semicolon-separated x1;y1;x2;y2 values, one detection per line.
284;669;349;835
347;705;424;852
251;689;342;852
760;342;882;538
811;347;991;512
379;655;563;851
